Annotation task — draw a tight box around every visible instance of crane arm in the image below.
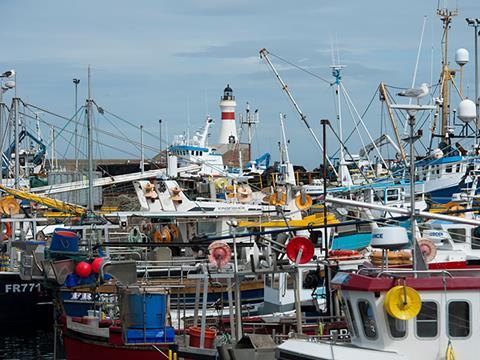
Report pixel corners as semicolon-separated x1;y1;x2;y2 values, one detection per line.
0;185;87;216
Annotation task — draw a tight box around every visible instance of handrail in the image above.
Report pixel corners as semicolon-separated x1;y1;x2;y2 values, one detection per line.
356;268;454;278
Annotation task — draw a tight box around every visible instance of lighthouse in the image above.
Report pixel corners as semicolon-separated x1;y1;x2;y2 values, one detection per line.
218;84;238;144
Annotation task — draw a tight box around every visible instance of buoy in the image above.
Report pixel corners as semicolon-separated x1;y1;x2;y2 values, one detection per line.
446;340;456;360
286;236;314;264
208;240;232;268
269;190;287;206
3;222;12;240
237;185;253;203
91;258;104;274
162;225;172;243
144;183;158;199
418;238;437;263
170;186;183;202
153;230;162;243
1;197;20;215
169;224;180;239
384;285;421;320
295;193;313;211
75;261;92;278
214;178;228;190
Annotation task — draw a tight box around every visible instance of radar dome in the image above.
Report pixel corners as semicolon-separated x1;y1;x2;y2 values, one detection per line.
455;48;469;66
432;148;443;159
371;226;409;249
458;99;476;122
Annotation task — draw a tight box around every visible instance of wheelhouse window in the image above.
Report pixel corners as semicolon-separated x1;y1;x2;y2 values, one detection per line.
448;228;466;243
448;301;470;338
386;189;400;202
416;301;438;338
358;300;377;339
386;313;406;338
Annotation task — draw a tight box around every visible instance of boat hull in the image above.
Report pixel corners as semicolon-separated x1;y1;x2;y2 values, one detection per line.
64;333;171;360
0;271;52;329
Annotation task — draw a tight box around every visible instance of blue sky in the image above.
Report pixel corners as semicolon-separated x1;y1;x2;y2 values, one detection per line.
1;0;478;169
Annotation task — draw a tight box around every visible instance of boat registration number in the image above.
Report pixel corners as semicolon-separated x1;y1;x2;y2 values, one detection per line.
2;283;41;293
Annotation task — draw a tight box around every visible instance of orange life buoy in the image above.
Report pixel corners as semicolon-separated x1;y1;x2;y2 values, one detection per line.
2;222;11;241
328;249;362;261
329;250;359;257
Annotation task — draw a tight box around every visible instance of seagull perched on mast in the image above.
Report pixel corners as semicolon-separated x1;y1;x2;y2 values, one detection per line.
397;83;429;102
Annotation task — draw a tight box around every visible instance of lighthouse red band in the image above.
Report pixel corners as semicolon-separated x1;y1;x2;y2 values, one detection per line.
221;112;235;120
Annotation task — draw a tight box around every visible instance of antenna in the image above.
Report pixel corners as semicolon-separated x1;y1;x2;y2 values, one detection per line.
240;102;259;145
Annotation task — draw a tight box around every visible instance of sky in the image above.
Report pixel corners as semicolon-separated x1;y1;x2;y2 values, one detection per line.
0;0;478;169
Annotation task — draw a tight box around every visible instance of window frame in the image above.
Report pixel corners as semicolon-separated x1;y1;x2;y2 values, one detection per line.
385;311;408;339
357;298;378;340
344;298;359;338
447;300;471;339
415;300;439;339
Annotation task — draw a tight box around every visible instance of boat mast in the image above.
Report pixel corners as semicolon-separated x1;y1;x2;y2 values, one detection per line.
87;66;94;212
331;65;351;186
438;6;458;142
13;97;20;189
379;82;407;162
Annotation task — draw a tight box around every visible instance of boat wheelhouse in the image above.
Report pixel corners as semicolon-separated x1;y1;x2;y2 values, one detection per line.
277;269;480;359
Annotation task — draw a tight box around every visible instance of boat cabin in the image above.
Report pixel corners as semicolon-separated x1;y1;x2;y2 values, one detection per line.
331;270;479;359
422;220;480;263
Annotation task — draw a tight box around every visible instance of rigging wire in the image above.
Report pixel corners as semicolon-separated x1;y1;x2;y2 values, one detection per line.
265;51;333;85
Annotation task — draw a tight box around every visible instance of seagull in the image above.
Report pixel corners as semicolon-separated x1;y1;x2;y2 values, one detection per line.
397;83;429;100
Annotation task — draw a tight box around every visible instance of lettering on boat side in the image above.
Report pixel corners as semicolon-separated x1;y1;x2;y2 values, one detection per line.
69;292;117;303
3;283;41;293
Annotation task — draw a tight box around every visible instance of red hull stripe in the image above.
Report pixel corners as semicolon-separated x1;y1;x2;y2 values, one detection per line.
221;112;235;120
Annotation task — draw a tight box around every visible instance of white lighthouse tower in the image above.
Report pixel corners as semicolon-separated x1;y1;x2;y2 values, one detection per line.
218;84;238;144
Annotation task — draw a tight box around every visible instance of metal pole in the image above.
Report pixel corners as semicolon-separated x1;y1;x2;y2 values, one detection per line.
87;66;94;211
231;222;243;340
321;118;331;317
73;78;80;171
140;125;144;173
13;97;19;189
159;119;162;161
475;24;479;145
0;89;3;183
227;277;236;341
294;267;303;334
409;114;417;272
